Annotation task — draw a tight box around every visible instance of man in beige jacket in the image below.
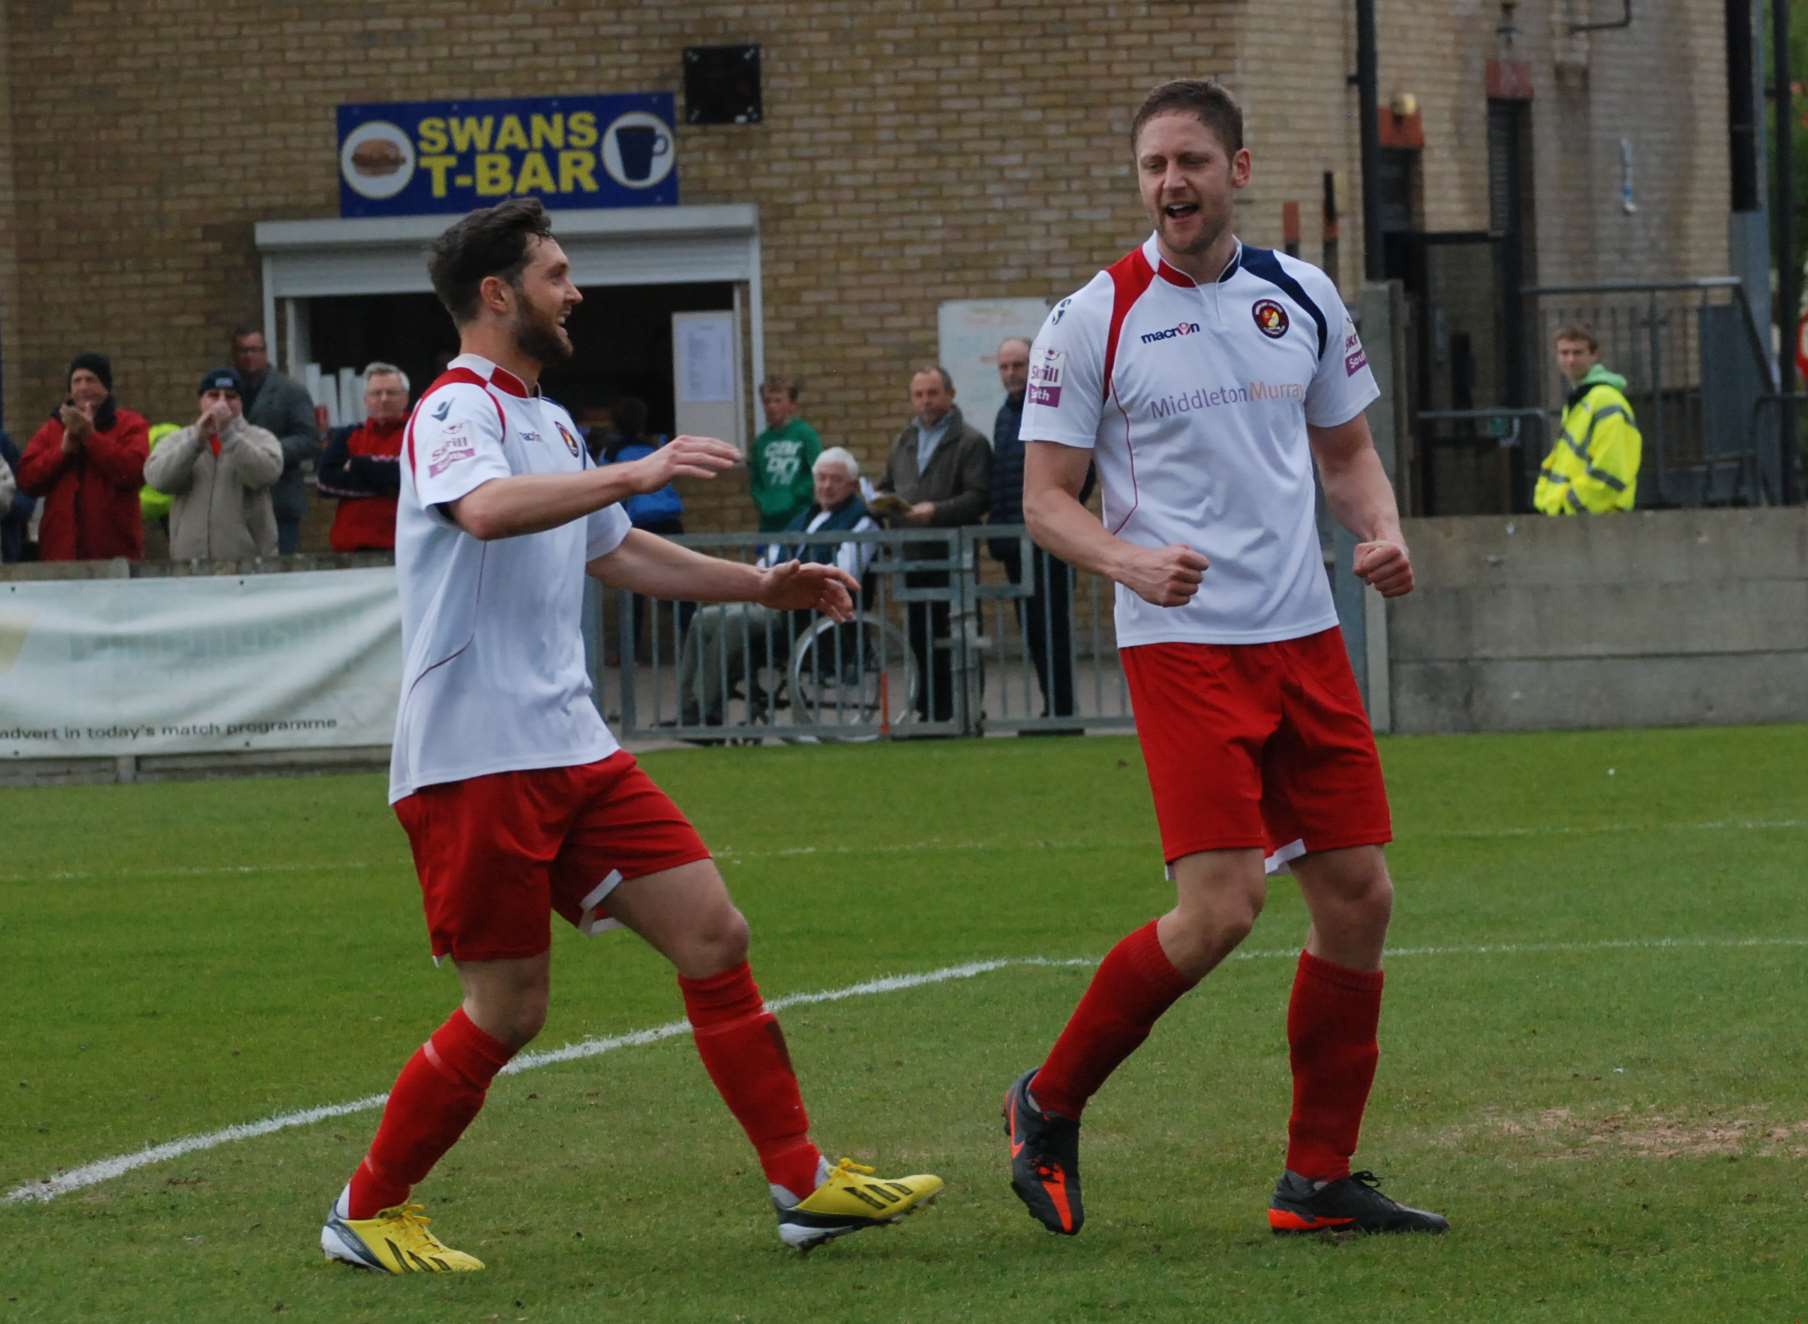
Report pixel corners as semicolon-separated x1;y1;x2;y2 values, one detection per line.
144;368;284;560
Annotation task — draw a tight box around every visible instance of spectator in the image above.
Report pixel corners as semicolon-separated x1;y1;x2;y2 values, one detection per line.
1534;324;1642;515
595;396;690;658
0;449;11;518
595;396;684;536
0;430;34;563
318;362;410;552
875;363;990;723
230;324;319;553
144;368;284;560
138;422;183;558
17;352;148;561
987;334;1091;726
750;374;822;531
675;446;878;731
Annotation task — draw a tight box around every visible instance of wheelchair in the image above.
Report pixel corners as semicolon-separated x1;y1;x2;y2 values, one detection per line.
725;606;917;742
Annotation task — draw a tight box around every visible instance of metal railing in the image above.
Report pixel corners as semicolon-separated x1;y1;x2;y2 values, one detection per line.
599;525;1136;743
1524;277;1777;508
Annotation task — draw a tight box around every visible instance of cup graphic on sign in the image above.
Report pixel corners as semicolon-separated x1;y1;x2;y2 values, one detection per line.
601;111;678;191
617;126;669;182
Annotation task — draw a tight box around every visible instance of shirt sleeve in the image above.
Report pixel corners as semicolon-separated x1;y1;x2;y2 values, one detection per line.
410;383;513;511
1303;273;1381;429
1018;279;1110;449
584;502;632;561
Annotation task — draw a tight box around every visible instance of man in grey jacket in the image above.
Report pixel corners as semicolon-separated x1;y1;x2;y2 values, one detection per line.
876;364;990;723
231;325;318;553
144;368;284;560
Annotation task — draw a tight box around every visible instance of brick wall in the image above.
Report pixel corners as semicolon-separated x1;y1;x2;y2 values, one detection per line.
0;0;17;440
0;0;1734;544
1527;0;1731;288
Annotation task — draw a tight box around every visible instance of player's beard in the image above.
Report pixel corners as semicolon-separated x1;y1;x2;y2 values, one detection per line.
1160;202;1229;260
512;302;573;370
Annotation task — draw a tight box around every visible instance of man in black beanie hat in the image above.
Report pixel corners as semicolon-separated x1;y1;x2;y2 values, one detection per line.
16;351;149;561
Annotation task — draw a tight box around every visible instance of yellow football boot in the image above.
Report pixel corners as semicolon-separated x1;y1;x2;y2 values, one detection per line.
321;1184;484;1273
774;1156;944;1252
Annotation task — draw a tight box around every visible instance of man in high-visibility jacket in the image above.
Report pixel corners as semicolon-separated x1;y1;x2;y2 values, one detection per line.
1534;324;1642;514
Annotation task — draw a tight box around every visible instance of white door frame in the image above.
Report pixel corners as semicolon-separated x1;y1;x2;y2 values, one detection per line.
253;204;764;438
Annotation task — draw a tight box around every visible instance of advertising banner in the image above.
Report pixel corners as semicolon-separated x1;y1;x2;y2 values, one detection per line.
0;569;402;759
337;92;678;217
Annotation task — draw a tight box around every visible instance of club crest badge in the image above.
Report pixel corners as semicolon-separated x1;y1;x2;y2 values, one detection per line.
1252;299;1290;340
556;420;582;458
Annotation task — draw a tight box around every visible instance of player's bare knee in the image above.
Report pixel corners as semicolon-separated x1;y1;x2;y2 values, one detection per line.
688;904;751;974
504;998;549;1048
465;990;547;1050
1213;894;1262;950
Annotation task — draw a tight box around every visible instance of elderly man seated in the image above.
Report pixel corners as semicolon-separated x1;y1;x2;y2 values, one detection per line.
675;446;878;731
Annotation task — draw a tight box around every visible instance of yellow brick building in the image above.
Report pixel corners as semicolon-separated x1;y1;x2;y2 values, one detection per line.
0;1;1734;541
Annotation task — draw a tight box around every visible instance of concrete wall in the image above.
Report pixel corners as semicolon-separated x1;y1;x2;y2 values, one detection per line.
1389;509;1808;732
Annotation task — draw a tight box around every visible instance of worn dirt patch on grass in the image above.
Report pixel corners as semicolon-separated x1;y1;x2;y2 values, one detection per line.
1460;1109;1808;1159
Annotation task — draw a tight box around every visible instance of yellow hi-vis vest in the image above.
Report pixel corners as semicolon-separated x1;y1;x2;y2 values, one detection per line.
140;422;182;520
1534;371;1641;515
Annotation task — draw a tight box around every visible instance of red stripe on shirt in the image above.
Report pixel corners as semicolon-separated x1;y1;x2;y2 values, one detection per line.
405;367;508;479
1102;248;1156;535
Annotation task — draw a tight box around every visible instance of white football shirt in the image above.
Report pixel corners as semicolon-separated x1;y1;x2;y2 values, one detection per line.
389;353;631;803
1020;234;1378;646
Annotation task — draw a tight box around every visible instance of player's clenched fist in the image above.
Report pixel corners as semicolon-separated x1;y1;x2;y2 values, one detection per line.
1353;539;1413;597
1121;543;1209;607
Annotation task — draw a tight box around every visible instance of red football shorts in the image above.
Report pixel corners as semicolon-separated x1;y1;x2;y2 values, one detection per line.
392;750;712;962
1119;627;1391;870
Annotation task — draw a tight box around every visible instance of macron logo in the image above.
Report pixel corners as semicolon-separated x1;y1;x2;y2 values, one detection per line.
1139;322;1201;345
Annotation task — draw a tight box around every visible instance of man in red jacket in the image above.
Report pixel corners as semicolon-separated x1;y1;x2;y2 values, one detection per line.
318;361;409;552
19;352;149;561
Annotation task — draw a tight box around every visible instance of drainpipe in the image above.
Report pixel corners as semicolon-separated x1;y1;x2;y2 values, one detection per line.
1777;0;1800;504
1355;0;1382;282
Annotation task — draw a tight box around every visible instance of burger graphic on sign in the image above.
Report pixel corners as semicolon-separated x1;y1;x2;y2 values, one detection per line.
340;121;416;201
350;138;405;177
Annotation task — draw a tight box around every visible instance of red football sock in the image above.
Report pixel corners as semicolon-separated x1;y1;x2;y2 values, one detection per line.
680;962;823;1199
1032;920;1197;1120
347;1006;515;1219
1285;949;1384;1182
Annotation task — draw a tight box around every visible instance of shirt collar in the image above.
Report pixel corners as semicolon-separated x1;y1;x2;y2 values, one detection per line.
450;352;534;398
1142;233;1244;287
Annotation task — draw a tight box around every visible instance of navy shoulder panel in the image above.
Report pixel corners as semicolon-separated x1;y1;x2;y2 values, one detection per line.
1240;246;1329;360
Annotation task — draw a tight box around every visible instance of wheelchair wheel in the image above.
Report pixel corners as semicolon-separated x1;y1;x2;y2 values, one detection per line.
784;612;917;741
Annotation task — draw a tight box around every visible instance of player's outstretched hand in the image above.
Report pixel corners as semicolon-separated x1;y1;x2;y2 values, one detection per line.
1122;543;1209;607
1353;539;1414;597
756;560;859;621
627;435;741;493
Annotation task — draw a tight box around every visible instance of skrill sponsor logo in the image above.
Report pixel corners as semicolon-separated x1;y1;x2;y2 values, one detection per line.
1030;355;1063;386
1139;321;1201;344
1345;348;1369;377
428;442;477;478
1028;384;1063;407
1147;380;1306;418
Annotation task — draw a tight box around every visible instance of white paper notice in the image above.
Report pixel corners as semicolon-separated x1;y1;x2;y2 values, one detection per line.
678;315;735;403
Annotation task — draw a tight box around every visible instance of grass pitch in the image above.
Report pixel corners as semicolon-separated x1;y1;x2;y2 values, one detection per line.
3;724;1805;1322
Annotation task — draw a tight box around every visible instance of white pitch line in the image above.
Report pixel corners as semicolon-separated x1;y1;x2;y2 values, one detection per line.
12;816;1806;886
6;935;1805;1206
